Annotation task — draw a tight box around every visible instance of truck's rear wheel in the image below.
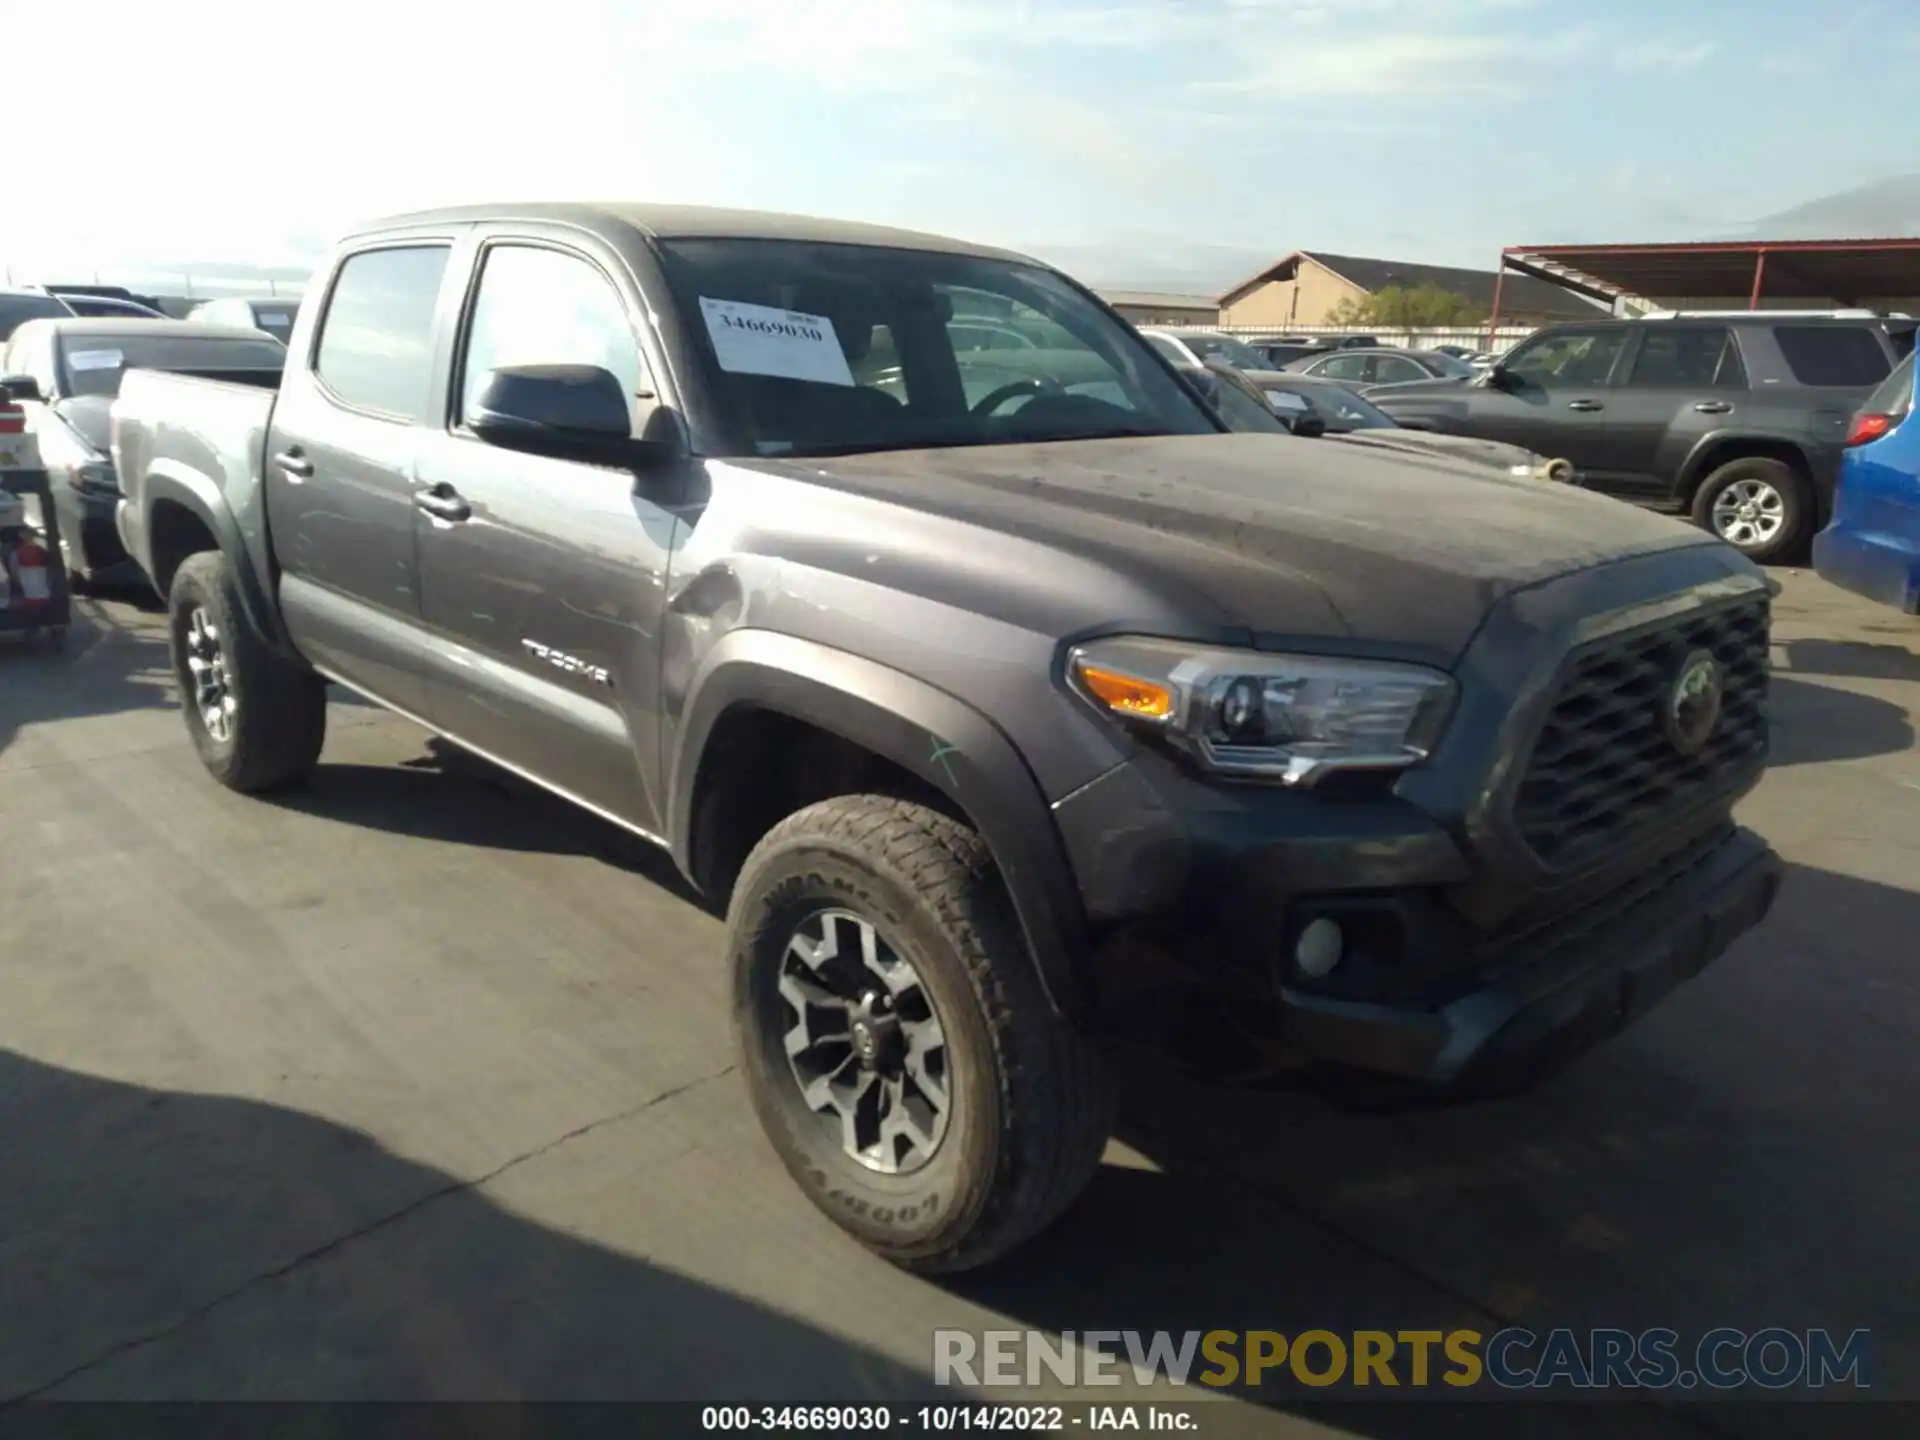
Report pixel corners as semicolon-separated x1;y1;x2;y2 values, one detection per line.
168;551;327;793
730;794;1115;1273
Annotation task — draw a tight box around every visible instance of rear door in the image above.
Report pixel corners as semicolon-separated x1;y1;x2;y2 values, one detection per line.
411;228;682;834
1587;324;1746;501
263;236;461;714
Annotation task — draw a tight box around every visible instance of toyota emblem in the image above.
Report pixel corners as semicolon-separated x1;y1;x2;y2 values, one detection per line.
1663;649;1724;756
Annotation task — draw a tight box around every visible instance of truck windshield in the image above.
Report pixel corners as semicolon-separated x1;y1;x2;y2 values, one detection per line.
56;334;287;399
655;238;1219;458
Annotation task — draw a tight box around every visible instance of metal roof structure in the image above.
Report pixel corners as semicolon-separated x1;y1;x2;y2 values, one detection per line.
1493;238;1920;324
1221;250;1603;320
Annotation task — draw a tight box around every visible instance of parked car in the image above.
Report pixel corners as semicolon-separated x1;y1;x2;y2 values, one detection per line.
1368;313;1916;562
1288;347;1477;386
55;294;168;319
1245;375;1572;480
1137;328;1304;411
1813;352;1919;614
1138;327;1275;374
187;296;302;346
112;200;1779;1273
0;319;286;589
0;288;73;341
1245;336;1334;368
1176;358;1313;436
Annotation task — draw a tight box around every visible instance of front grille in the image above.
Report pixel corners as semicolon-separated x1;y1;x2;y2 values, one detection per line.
1511;595;1769;873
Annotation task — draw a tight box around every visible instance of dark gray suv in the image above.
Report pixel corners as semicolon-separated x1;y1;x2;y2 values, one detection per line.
1371;314;1915;562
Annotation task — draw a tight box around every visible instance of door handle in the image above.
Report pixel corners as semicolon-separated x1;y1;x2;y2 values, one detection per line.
414;484;472;523
1566;399;1605;412
1693;401;1734;414
273;449;313;479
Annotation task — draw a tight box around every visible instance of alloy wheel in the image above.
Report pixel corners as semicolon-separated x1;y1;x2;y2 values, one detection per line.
778;907;951;1175
1710;477;1786;549
183;606;236;743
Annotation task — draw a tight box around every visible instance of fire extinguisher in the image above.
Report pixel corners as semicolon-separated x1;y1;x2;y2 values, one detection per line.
12;532;51;613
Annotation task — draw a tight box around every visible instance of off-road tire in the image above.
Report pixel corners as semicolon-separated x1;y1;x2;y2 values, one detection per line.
1690;456;1811;564
730;794;1116;1273
168;551;327;792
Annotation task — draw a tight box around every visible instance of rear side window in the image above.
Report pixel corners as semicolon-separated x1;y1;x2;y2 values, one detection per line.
314;246;451;419
1773;325;1891;387
1626;326;1745;388
1861;353;1914;418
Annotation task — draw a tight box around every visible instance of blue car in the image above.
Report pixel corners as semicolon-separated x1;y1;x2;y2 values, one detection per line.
1813;352;1920;614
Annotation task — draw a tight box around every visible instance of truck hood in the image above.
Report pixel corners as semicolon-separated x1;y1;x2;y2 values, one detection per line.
1330;428;1543;472
754;433;1716;663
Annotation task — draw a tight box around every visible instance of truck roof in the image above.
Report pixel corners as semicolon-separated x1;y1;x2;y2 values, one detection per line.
349;201;1035;265
28;318;273;342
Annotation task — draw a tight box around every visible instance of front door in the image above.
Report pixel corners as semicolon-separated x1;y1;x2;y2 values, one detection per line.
411;235;681;835
1466;325;1630;476
264;240;457;715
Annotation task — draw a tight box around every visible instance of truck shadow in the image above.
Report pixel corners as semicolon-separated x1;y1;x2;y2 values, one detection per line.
0;1045;948;1407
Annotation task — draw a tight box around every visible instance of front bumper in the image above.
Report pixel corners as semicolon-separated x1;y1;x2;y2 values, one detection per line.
50;482;139;582
1280;826;1780;1088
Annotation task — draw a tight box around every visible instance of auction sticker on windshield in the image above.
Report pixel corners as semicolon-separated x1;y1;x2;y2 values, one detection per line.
66;350;124;373
698;298;853;387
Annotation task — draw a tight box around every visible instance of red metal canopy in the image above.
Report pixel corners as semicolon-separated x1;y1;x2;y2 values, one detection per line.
1488;238;1920;334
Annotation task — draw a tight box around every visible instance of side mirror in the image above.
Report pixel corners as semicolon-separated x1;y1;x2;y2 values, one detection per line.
0;374;44;403
1484;364;1518;391
468;364;682;467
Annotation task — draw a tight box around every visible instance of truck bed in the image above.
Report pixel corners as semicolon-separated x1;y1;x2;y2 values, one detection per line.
111;366;281;603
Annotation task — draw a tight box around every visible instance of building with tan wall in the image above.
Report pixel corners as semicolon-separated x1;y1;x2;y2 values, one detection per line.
1218;251;1604;329
1096;290;1221;324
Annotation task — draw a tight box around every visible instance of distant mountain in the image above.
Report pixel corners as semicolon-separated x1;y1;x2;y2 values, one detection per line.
1745;174;1920;239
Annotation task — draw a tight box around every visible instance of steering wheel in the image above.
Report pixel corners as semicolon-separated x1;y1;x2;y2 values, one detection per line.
970;377;1061;418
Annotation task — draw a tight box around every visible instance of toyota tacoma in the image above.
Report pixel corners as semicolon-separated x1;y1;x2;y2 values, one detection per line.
104;203;1782;1272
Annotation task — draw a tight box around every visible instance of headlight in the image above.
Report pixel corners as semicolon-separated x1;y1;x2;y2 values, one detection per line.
1069;636;1456;786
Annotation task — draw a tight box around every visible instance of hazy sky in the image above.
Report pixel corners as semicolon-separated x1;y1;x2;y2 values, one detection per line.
3;0;1915;290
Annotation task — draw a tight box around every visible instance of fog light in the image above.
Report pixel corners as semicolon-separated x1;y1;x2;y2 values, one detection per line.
1295;918;1344;978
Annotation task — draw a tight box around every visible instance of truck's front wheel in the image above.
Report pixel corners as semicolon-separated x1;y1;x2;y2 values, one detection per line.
168;551;327;793
730;794;1115;1273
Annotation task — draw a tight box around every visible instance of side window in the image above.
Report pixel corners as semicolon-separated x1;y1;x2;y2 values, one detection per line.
1317;354;1368;381
314;245;451;420
1384;356;1427;383
1625;327;1744;388
1773;326;1892;387
459;245;647;426
1504;328;1627;387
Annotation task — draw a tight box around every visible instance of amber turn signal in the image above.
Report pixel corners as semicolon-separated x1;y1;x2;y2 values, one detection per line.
1075;661;1174;720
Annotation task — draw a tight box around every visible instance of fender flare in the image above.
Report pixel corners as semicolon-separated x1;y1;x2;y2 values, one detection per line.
1677;432;1820;500
667;629;1093;1020
139;465;290;653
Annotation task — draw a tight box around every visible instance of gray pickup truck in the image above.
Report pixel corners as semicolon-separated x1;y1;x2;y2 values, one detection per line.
109;202;1782;1272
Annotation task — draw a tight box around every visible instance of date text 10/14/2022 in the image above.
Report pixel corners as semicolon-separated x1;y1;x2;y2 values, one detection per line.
701;1406;1198;1432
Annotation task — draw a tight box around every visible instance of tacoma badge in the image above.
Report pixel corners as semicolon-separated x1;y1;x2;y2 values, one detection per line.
522;638;612;687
